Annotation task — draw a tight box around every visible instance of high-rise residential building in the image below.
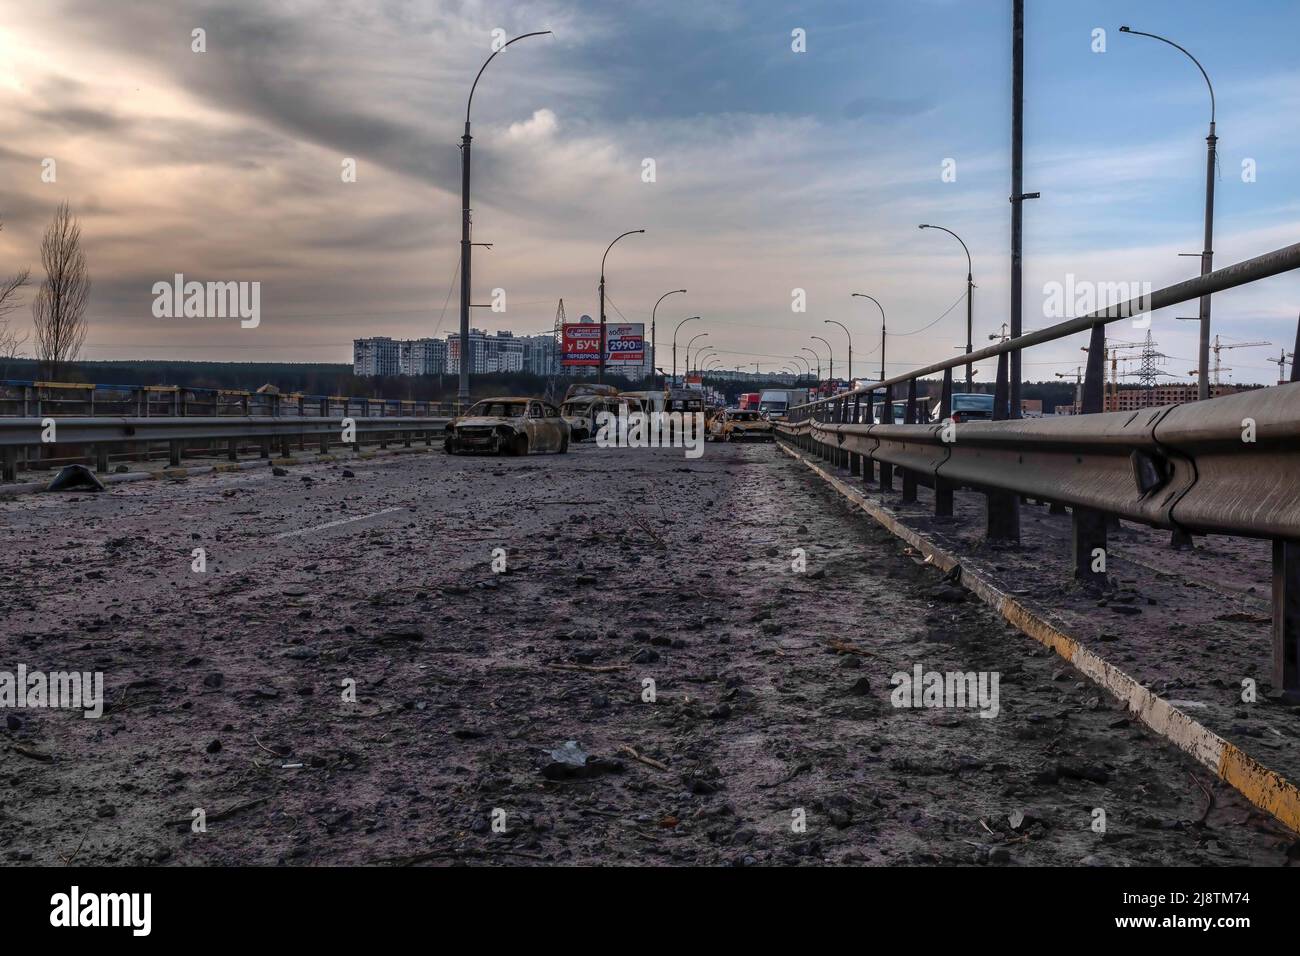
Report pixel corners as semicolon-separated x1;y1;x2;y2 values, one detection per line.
517;334;558;375
353;337;401;377
356;329;568;378
400;338;446;376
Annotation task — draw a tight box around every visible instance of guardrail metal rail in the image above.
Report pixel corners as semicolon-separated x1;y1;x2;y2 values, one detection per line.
777;241;1300;694
0;416;449;481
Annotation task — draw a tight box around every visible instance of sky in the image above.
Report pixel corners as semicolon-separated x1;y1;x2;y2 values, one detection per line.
0;0;1298;385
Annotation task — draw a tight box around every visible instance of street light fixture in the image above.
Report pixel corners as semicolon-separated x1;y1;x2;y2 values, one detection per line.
599;229;646;384
824;319;852;384
685;332;709;375
851;293;886;382
693;344;717;372
800;346;821;386
810;335;834;391
672;316;701;381
1119;24;1217;400
918;224;974;388
792;354;810;384
458;30;553;407
650;289;686;386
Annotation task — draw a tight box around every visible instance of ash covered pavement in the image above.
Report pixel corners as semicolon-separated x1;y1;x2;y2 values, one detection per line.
0;443;1293;865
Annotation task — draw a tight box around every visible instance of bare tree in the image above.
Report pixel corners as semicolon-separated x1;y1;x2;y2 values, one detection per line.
0;216;31;359
32;201;90;380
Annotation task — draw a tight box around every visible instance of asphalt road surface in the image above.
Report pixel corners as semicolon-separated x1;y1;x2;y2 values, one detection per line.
0;442;1293;865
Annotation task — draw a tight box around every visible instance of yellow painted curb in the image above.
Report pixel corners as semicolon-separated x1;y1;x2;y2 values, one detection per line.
778;439;1300;834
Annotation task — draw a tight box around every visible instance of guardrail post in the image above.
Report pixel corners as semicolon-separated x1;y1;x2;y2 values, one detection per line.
835;398;845;468
1071;322;1108;586
879;385;894;493
2;445;17;482
902;378;918;504
168;440;181;467
259;438;270;459
227;439;238;461
862;391;875;484
1274;541;1300;697
95;445;108;473
935;369;954;517
985;352;1020;541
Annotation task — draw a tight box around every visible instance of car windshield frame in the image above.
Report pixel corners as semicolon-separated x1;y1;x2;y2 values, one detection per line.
466;401;527;418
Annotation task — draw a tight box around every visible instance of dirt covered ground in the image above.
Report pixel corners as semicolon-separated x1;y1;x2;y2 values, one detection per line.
0;441;1294;865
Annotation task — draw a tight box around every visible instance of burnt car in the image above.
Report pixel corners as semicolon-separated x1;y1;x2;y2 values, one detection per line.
721;409;774;442
444;398;570;456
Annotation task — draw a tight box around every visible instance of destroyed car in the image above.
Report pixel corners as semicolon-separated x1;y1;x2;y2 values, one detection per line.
445;398;569;456
721;409;774;442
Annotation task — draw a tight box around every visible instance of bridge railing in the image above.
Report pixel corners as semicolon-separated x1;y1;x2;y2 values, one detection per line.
0;380;456;419
777;240;1300;694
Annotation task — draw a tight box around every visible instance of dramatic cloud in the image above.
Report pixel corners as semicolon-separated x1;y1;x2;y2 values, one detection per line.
0;0;1295;382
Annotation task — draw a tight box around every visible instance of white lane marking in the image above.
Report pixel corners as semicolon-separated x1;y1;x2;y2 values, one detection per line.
273;506;404;540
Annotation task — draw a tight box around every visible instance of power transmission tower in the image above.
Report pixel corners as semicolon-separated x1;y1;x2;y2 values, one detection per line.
545;298;565;403
1135;330;1163;406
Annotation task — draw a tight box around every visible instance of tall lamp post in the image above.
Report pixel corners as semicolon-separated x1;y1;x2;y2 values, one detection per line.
599;229;645;384
685;332;709;376
651;289;686;386
672;316;701;381
693;344;717;373
824;319;853;384
800;347;821;388
792;354;811;385
1120;24;1216;401
918;224;974;388
810;335;833;392
851;293;886;382
459;30;553;408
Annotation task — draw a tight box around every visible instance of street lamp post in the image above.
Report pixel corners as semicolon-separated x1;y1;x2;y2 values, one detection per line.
599;229;645;385
824;319;852;384
459;30;552;408
1120;24;1216;401
693;344;717;373
685;332;709;375
810;335;833;392
800;347;821;387
792;354;810;385
651;289;686;386
919;224;974;388
672;316;701;381
851;293;886;382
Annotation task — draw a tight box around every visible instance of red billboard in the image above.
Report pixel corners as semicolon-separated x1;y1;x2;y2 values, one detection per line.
562;324;602;366
561;323;645;367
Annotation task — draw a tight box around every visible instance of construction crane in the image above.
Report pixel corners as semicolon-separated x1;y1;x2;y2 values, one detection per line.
1055;366;1084;410
1082;337;1143;411
1270;350;1295;385
1205;336;1270;386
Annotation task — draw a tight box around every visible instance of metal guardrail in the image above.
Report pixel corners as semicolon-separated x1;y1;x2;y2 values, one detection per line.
0;380;456;419
777;240;1300;696
0;415;449;481
780;385;1300;539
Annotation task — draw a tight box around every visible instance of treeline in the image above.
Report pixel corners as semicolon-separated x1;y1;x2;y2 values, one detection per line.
0;356;1088;408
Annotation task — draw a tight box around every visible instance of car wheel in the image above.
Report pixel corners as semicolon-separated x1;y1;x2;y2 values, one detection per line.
558;433;569;453
444;439;457;455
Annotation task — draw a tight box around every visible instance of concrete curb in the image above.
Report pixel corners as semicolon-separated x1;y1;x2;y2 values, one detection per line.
779;440;1300;834
0;444;436;498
